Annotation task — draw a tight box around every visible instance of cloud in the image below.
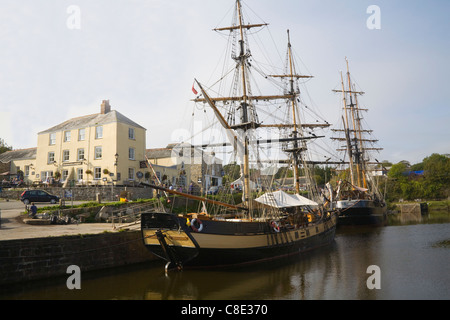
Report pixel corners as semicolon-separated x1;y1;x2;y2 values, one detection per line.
0;0;448;166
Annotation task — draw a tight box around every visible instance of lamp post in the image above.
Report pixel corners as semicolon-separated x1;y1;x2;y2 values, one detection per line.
113;153;119;201
114;153;119;172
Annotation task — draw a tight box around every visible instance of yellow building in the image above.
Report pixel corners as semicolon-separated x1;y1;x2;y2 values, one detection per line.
35;100;146;186
146;143;223;193
0;148;36;185
1;100;224;193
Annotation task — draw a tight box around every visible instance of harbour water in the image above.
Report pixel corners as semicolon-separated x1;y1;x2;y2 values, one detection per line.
1;211;449;300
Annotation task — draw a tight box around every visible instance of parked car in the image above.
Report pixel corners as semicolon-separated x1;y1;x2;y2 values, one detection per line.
20;190;59;205
207;186;219;195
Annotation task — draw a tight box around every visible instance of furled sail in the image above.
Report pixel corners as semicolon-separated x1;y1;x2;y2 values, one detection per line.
255;190;318;208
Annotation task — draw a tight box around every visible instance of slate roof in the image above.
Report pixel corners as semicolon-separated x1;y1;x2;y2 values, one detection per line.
146;145;222;165
38;110;145;134
146;148;173;159
0;148;37;163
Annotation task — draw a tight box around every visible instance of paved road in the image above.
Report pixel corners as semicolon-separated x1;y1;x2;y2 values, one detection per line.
0;199;120;241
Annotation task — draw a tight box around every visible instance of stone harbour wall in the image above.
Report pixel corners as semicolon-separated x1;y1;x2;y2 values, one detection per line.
0;230;158;286
0;186;154;202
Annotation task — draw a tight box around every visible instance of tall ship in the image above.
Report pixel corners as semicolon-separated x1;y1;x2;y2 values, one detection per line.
331;59;387;226
141;0;338;271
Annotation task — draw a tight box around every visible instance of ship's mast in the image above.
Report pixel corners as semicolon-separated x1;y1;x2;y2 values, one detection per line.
333;58;382;190
199;0;267;213
269;30;321;195
346;59;375;189
346;59;364;187
287;30;301;194
340;71;355;186
236;0;252;210
284;30;312;194
351;81;368;189
195;0;326;210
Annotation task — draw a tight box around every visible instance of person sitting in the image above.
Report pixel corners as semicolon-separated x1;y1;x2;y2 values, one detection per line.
30;203;38;219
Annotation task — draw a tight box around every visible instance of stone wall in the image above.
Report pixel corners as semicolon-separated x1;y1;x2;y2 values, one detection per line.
0;186;154;202
0;161;10;176
0;230;158;285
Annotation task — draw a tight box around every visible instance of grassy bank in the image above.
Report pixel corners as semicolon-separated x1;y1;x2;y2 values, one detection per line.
387;199;450;226
388;199;450;212
427;200;450;211
31;198;158;214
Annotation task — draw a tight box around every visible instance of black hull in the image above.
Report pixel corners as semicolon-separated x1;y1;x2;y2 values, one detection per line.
337;200;387;226
147;227;336;268
141;212;337;269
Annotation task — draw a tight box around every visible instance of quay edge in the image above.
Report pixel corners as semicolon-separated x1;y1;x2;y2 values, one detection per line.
0;230;157;286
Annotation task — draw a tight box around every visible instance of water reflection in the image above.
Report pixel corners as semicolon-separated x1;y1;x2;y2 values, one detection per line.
389;207;450;225
1;211;449;300
146;247;341;300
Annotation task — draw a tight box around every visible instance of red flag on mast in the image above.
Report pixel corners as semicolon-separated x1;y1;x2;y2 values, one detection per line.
192;82;198;95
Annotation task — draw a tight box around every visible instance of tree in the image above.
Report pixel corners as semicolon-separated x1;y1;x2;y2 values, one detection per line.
386;154;450;201
388;162;408;180
0;138;12;154
381;160;393;167
386;162;408;200
275;166;293;179
312;165;333;186
222;162;241;185
422;153;450;198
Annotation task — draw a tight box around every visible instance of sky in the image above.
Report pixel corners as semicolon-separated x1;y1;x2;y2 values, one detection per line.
0;0;449;165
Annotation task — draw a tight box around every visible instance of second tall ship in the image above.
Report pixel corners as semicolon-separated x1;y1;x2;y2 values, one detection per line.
331;59;387;226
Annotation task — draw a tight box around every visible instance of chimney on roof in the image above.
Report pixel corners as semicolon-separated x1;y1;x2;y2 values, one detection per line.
101;100;111;114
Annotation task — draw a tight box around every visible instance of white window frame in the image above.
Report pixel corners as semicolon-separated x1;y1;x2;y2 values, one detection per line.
77;168;83;181
49;133;56;145
41;171;53;182
62;170;69;182
128;167;135;180
77;148;85;161
94;167;102;180
78;128;85;141
64;131;71;142
48;152;55;164
63;150;70;162
94;146;102;159
128;147;135;160
95;126;103;139
128;127;135;140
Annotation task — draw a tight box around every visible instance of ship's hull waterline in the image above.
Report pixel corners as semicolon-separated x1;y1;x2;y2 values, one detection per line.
141;212;338;269
336;200;387;226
